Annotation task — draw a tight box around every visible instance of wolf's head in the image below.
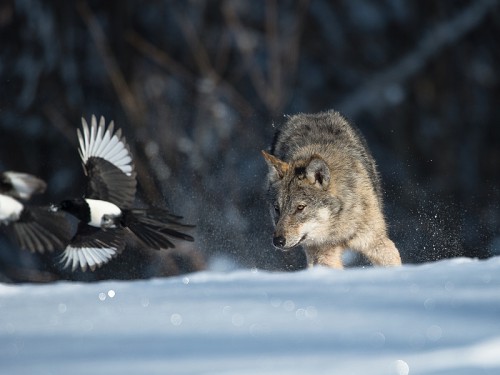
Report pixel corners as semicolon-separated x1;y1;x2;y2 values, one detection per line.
262;151;342;250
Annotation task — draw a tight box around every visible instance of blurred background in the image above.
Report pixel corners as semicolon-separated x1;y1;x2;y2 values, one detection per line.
0;0;499;282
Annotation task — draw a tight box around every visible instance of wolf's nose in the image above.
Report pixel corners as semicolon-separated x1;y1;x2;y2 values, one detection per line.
273;235;286;248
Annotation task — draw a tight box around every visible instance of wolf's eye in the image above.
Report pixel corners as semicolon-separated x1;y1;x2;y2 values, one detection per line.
297;204;306;211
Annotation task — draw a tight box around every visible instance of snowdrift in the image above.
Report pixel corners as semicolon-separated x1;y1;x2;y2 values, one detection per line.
1;256;500;375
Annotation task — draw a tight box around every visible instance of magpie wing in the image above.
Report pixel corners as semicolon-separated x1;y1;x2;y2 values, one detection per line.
84;157;137;208
59;223;126;272
78;115;135;178
1;171;47;200
77;115;136;208
5;206;72;253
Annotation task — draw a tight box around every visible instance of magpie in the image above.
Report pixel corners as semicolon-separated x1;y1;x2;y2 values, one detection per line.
0;171;71;252
55;115;194;272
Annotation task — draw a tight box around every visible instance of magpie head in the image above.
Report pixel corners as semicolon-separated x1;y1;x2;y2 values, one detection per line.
0;175;12;194
58;198;91;222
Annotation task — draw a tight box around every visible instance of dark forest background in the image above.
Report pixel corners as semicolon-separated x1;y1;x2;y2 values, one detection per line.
0;0;499;282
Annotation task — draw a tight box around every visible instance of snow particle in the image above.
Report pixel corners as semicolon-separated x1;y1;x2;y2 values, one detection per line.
49;316;59;327
270;298;282;308
81;320;94;332
58;303;67;313
249;323;267;337
98;292;106;301
295;308;307;320
108;290;116;298
424;298;435;311
141;297;150;307
370;331;386;348
306;306;317;319
231;314;245;326
395;359;409;375
182;277;190;285
283;300;295;312
482;274;492;284
222;305;232;316
170;313;183;326
295;306;317;320
444;281;454;291
426;325;442;341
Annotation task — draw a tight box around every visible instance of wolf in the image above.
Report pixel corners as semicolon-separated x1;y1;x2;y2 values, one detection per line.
262;110;401;269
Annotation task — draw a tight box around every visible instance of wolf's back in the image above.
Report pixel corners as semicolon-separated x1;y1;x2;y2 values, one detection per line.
271;110;382;201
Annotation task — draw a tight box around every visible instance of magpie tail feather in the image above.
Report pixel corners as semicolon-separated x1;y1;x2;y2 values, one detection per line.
124;209;194;250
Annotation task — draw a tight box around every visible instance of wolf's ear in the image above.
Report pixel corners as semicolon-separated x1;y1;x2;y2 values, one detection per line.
305;156;330;189
261;151;289;181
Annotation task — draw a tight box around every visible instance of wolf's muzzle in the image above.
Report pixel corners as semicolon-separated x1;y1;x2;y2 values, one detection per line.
273;235;286;248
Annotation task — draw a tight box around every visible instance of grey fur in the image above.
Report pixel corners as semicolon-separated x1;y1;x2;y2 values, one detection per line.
263;110;401;269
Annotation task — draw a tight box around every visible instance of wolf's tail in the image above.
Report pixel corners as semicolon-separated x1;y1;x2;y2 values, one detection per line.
123;208;194;249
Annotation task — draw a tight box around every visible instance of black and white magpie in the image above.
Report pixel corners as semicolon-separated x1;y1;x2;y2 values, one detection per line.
55;115;194;272
0;171;71;252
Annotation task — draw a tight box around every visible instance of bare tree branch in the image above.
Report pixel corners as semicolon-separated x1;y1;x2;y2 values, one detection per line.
223;3;270;108
127;24;254;116
126;30;195;84
338;0;497;117
77;1;165;203
224;1;310;115
77;1;145;124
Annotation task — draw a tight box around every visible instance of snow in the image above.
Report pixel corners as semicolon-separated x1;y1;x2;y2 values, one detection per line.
1;257;500;375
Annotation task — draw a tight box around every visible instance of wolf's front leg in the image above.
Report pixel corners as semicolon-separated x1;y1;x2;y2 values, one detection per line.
362;237;402;267
304;245;344;269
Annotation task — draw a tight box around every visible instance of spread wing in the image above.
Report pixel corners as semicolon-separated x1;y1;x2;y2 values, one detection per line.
4;206;72;253
59;223;126;272
78;115;136;208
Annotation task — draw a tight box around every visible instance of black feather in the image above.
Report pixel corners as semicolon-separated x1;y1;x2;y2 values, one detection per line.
84;157;137;208
59;223;127;271
5;207;72;253
71;223;127;252
122;209;194;250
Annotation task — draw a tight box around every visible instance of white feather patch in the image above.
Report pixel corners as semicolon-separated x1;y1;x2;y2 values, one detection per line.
60;245;117;272
85;199;122;227
2;171;46;200
0;194;24;222
78;115;134;176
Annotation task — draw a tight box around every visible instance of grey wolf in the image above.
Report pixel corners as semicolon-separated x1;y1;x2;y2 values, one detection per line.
262;110;401;269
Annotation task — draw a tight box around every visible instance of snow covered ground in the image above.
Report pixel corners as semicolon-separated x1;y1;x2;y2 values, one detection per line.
1;256;499;375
